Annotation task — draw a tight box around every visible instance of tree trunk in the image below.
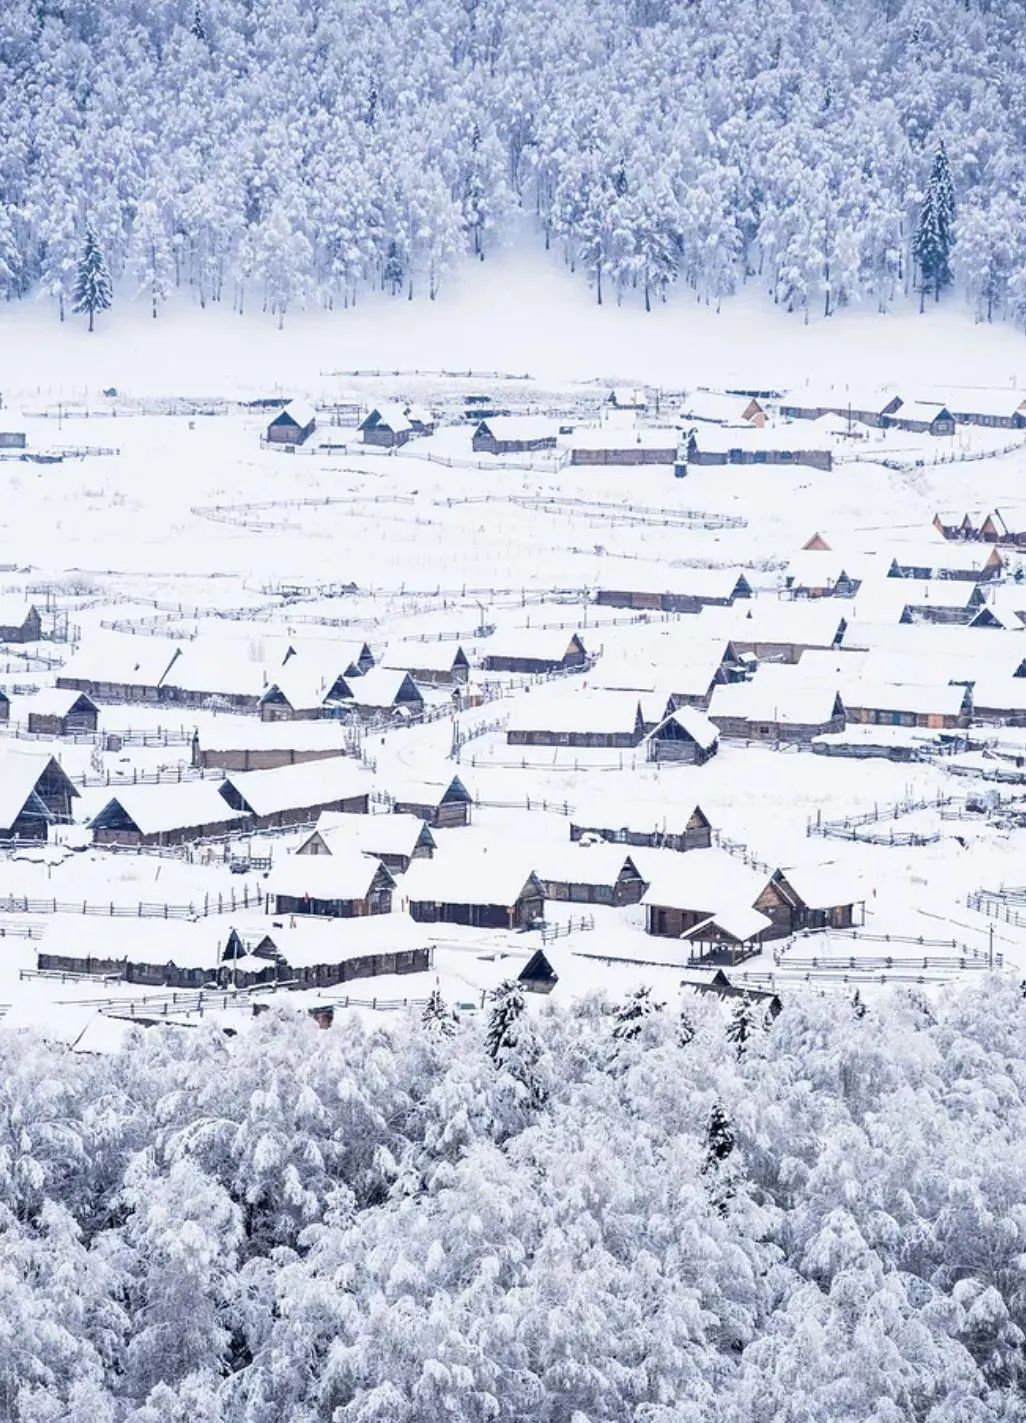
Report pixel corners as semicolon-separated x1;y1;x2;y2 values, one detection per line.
88;306;94;333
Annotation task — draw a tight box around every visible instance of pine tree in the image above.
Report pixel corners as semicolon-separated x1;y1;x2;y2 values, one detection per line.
678;1008;695;1047
704;1103;735;1171
71;228;113;333
913;142;956;309
852;989;867;1020
421;988;457;1038
726;995;756;1058
612;985;664;1040
191;4;206;40
485;980;527;1064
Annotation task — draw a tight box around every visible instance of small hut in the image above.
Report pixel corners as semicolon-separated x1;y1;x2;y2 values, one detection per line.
266;400;317;446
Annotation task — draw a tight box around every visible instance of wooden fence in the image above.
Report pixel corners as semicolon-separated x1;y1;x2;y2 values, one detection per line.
0;886;264;918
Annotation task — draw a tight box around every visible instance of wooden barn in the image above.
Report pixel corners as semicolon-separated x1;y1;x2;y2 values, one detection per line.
390;773;474;828
266;851;395;919
342;668;424;720
24;689;100;737
258;671;354;721
472;416;559;455
0;751;80;839
56;636;182;704
381;641;470;686
708;680;846;743
773;865;863;930
404;404;436;435
641;849;797;948
506;691;645;749
778;391;903;427
594;569;752;613
645;706;720;764
885;402;955;436
219;757;371;829
192;720;351;772
481;629;588;674
729;604;848;663
403;856;545;930
570;800;712;853
842;682;971;730
686;428;833;472
944;392;1026;429
518;947;559;994
35;920;225;989
0;600;42;643
537;845;648;906
266;400;317;446
242;913;430;990
358;404;413;448
296;810;435;873
90;781;249;848
569;428;679;466
679;391;768;427
888;544;1004;582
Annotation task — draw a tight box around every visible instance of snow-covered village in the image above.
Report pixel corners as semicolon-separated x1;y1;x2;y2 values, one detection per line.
7;0;1026;1417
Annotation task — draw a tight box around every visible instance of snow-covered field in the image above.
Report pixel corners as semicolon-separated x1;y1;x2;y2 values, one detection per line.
3;272;1026;1043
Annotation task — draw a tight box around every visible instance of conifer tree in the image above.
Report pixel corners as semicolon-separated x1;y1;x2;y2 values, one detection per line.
421;987;457;1038
71;228;112;332
191;4;206;40
913;142;956;309
612;985;664;1041
704;1103;735;1171
485;980;527;1064
678;1007;695;1047
726;994;756;1058
852;989;867;1020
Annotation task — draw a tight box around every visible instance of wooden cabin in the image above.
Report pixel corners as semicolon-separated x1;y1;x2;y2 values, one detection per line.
708;681;847;743
381;642;470;686
569;429;678;466
0;418;27;449
404;404;436;435
0;600;42;643
404;860;546;930
0;689;9;725
885;403;955;436
506;692;645;749
642;849;797;945
594;570;751;613
56;637;181;704
258;672;353;722
679;392;768;427
230;914;430;992
570;802;712;853
266;400;316;445
686;430;833;472
472;417;558;455
645;707;719;764
481;630;588;674
90;781;249;848
778;392;902;427
343;668;424;721
945;392;1026;429
0;751;80;839
538;848;647;906
267;852;395;920
358;404;413;448
391;774;473;828
773;867;862;931
888;546;1004;582
25;689;99;737
842;683;971;730
192;720;351;772
518;948;559;994
219;757;370;829
296;811;435;874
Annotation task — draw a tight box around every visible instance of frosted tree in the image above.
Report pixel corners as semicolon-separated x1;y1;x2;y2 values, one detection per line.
913;141;956;308
0;201;21;299
132;201;173;319
726;994;757;1058
421;987;457;1038
72;228;113;333
611;985;664;1040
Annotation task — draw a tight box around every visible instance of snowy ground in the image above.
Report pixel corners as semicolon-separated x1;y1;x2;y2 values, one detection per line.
4;271;1026;1042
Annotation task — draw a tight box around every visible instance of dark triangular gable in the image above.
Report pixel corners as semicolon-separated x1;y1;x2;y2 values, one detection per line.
360;408;391;432
831;692;846;720
452;645;470;670
519;948;558;988
732;574;753;598
259;684;292;710
566;632;588;658
969;606;1004;629
440;775;472;806
269;408;302;429
90;796;141;833
473;419;493;440
369;861;398;894
518;871;546;901
0;688;9;705
687;805;711;832
393;672;422;705
37;755;80;806
415;822;437;855
323;674;354;704
616;855;646;890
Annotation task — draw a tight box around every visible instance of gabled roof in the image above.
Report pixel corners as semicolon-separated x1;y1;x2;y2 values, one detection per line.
776;863;860;910
641;848;775;917
474;416;559;442
299;811;433;859
681;906;772;944
359;403;412;435
0;598;39;629
402;851;541;907
481;628;586;661
57;635;181;688
347;667;421;708
90;781;247;837
650;705;720;750
270;399;317;429
0;750;74;830
387;772;472;807
709;679;844;726
222;757;370;817
505;689;641;736
535;844;642;888
267;849;394;902
896;401;954;423
23;688;97;718
380;641;469;674
941;390;1026;418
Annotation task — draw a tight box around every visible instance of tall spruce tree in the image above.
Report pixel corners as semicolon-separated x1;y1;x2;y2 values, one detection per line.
612;985;664;1041
726;995;756;1058
71;228;112;332
421;987;457;1038
913;142;956;309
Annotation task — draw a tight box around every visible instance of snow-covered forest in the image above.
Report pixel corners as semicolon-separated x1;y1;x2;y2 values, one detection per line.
5;979;1026;1421
2;0;1026;326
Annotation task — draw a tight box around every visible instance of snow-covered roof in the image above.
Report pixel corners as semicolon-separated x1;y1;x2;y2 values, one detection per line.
223;757;370;817
842;681;968;717
652;705;719;750
0;750;66;829
274;399;316;429
90;780;247;837
506;689;641;735
360;403;412;434
385;771;472;806
480;628;585;661
778;863;861;909
162;644;273;698
594;567;748;599
251;911;426;968
0;597;39;629
347;667;420;708
570;425;679;452
196;720;351;754
475;416;560;441
535;843;640;887
401;850;539;906
57;635;181;688
261;663;349;713
888;541;1003;574
942;389;1026;418
570;789;708;835
709;678;842;726
641;847;771;915
23;687;96;718
679;391;762;423
782;387;900;413
972;679;1026;713
895;401;953;423
380;641;468;674
267;849;391;901
731;601;846;646
404;403;434;426
300;811;431;859
689;424;831;454
681;906;772;944
41;916;230;969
